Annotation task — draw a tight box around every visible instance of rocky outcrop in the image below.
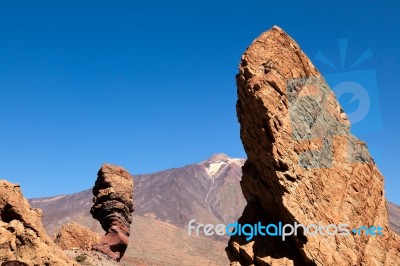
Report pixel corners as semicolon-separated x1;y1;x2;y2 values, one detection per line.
0;180;75;265
90;164;134;261
227;26;400;265
54;222;101;251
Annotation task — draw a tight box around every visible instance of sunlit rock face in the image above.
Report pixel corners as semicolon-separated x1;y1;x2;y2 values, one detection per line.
226;26;400;265
90;164;134;261
0;180;76;265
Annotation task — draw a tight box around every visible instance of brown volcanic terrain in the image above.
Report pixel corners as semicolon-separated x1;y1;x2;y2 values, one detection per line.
136;153;245;227
30;154;246;235
29;153;399;265
389;202;400;235
30;154;245;265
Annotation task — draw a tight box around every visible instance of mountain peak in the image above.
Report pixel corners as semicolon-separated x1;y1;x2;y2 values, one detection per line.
206;153;230;162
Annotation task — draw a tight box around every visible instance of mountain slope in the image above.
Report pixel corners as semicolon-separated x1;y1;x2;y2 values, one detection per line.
388;202;400;235
30;154;245;265
135;154;245;227
30;153;245;234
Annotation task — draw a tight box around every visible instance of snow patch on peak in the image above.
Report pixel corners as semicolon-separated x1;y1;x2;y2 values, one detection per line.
205;161;227;178
199;154;245;178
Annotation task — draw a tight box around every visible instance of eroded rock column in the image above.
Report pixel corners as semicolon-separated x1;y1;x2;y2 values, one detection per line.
90;164;134;261
227;26;400;265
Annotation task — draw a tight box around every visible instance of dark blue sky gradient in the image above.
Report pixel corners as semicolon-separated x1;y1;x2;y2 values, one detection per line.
0;0;399;203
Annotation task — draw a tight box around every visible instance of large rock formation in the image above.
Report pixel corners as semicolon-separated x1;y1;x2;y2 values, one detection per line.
90;164;134;261
0;180;75;265
227;26;400;265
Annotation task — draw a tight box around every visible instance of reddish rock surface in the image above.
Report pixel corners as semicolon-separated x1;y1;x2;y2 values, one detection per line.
227;26;400;265
0;180;75;265
90;164;134;261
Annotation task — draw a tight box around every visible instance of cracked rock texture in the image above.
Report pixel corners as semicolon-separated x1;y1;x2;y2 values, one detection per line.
54;222;101;251
90;164;134;261
0;180;75;266
226;26;400;265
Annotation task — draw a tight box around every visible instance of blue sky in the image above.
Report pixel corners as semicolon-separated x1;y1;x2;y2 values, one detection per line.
0;0;399;204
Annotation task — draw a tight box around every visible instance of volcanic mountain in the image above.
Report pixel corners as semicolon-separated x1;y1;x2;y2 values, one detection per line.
29;154;246;265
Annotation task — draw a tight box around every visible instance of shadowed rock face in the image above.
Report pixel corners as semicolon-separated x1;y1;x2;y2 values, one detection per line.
90;164;134;261
227;26;400;265
1;261;29;266
0;180;75;265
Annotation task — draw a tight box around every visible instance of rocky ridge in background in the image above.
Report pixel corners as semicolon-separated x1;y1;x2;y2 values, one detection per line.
226;25;400;265
389;202;400;236
90;164;134;261
0;180;76;265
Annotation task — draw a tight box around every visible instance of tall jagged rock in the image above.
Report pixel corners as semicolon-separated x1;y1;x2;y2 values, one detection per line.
90;164;134;261
0;180;75;265
227;26;400;265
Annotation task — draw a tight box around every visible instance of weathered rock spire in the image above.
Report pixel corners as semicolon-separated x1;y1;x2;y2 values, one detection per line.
227;26;400;265
90;164;134;261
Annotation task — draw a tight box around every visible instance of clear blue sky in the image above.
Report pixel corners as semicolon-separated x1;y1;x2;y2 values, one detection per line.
0;1;399;204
